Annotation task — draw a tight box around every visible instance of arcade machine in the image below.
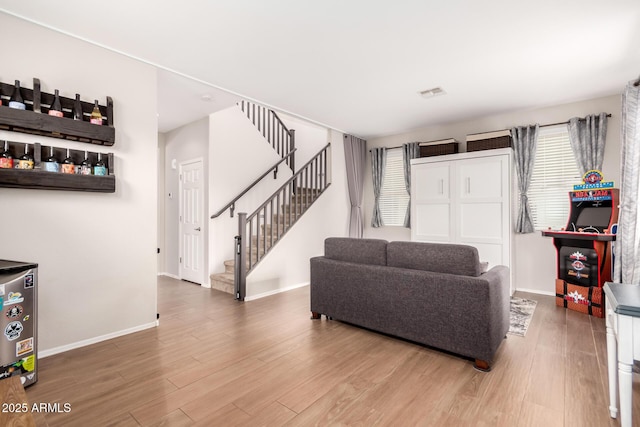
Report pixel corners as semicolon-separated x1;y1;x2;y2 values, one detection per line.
541;170;619;318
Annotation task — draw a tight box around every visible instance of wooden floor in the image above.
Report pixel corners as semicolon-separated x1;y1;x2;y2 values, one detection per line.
25;276;639;426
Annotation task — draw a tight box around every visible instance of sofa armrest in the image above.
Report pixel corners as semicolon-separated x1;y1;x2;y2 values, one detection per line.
481;265;511;353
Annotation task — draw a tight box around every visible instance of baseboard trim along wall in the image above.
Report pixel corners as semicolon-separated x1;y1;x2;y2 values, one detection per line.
245;282;309;301
515;287;555;297
158;272;180;280
38;321;159;358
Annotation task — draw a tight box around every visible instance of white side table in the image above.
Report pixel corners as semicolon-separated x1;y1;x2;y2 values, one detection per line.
603;282;640;427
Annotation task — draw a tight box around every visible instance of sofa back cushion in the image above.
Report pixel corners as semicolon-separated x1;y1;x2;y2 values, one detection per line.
324;238;388;266
387;241;481;277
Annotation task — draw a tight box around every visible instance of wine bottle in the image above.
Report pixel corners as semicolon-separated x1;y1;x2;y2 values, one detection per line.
0;141;13;169
43;146;60;173
9;80;25;110
90;100;102;125
48;89;63;117
17;144;34;169
80;150;92;175
93;152;107;176
73;94;83;121
61;148;75;174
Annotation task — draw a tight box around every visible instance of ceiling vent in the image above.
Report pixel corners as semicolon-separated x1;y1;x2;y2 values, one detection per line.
419;87;446;99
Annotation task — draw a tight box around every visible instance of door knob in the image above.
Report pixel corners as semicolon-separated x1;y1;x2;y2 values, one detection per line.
195;227;201;231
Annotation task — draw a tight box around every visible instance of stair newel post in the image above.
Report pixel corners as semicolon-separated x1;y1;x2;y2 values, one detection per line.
235;212;248;301
289;129;296;173
325;144;332;187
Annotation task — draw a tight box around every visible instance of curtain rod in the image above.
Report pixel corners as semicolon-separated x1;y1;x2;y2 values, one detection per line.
368;113;613;152
536;113;612;129
370;146;402;152
475;113;613;135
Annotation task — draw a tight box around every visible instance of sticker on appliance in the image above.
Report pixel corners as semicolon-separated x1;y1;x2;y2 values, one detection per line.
16;337;33;357
24;274;34;289
4;321;23;341
22;355;35;372
6;305;23;319
0;355;35;381
3;292;24;306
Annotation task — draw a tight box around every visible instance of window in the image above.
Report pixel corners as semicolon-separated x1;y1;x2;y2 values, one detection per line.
528;125;581;230
379;148;410;226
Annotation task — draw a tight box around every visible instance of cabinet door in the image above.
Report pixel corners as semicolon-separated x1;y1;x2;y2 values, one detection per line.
411;162;453;242
456;155;509;267
457;157;504;200
413;163;450;201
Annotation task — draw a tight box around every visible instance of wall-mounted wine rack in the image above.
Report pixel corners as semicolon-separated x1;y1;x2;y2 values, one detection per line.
0;140;115;193
0;78;115;146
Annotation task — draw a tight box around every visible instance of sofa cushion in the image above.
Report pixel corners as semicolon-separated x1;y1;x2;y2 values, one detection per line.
386;241;481;277
324;238;388;266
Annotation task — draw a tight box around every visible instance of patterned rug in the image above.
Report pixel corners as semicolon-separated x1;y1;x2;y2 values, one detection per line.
508;297;537;337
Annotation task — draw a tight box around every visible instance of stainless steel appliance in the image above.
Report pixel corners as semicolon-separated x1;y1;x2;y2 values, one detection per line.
0;260;37;387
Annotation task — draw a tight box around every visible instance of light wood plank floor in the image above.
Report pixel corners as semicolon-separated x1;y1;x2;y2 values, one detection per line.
25;276;639;426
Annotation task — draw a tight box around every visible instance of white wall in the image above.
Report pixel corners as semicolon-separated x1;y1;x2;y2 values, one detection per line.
0;14;158;354
246;129;350;299
162;117;209;284
365;94;622;295
157;133;166;274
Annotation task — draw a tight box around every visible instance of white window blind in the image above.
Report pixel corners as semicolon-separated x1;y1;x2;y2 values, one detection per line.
528;125;581;230
379;149;410;226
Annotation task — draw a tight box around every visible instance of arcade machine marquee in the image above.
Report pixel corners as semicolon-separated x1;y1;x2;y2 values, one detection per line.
541;170;619;318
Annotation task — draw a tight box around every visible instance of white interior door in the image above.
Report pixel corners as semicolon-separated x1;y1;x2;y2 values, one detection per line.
179;159;204;284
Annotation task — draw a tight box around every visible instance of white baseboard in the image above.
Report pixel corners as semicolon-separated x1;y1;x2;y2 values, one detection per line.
158;272;180;280
38;321;158;359
245;282;309;301
515;287;555;297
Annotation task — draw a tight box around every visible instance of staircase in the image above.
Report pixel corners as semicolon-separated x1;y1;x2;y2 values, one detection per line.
210;186;323;294
210;101;331;300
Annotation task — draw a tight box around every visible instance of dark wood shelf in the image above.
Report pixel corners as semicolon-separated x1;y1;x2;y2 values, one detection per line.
0;106;115;146
0;168;115;193
0;78;115;146
0;141;115;193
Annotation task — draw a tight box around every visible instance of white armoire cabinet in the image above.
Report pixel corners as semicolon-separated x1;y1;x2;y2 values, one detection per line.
411;148;513;276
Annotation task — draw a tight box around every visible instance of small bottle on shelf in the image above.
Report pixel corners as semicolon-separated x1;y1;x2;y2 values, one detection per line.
0;141;14;169
9;80;26;110
16;144;34;169
48;89;64;117
73;94;83;121
80;151;92;175
90;100;103;125
93;152;107;176
42;146;60;173
61;148;75;174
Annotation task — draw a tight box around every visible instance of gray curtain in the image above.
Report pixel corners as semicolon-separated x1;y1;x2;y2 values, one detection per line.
511;124;539;234
568;112;608;175
402;142;420;227
343;134;367;238
614;82;640;284
371;147;386;228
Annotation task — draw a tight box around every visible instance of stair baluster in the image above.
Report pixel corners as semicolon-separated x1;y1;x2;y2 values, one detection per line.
238;101;295;173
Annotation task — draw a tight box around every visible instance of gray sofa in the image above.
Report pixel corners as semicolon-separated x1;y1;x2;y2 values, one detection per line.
310;238;510;371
